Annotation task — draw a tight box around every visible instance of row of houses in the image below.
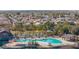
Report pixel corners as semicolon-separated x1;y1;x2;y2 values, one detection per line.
0;12;79;28
14;13;79;25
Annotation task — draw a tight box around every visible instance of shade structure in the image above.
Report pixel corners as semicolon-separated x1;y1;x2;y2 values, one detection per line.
0;31;14;46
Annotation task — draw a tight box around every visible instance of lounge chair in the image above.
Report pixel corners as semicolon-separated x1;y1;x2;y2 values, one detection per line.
37;42;52;48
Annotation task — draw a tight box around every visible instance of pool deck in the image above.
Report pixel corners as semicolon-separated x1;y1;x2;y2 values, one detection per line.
2;37;76;49
56;37;76;45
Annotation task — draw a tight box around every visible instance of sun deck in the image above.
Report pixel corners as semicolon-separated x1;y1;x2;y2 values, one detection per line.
1;37;76;49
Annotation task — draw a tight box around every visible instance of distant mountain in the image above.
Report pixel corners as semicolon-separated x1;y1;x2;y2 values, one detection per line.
0;10;79;14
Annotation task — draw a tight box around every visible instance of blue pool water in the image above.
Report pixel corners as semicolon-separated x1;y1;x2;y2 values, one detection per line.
37;37;62;44
16;38;32;42
16;37;62;44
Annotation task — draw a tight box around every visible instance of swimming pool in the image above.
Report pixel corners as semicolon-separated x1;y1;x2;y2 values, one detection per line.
37;37;62;44
16;37;62;44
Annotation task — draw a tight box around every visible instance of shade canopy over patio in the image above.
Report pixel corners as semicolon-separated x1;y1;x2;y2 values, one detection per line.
0;30;14;46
